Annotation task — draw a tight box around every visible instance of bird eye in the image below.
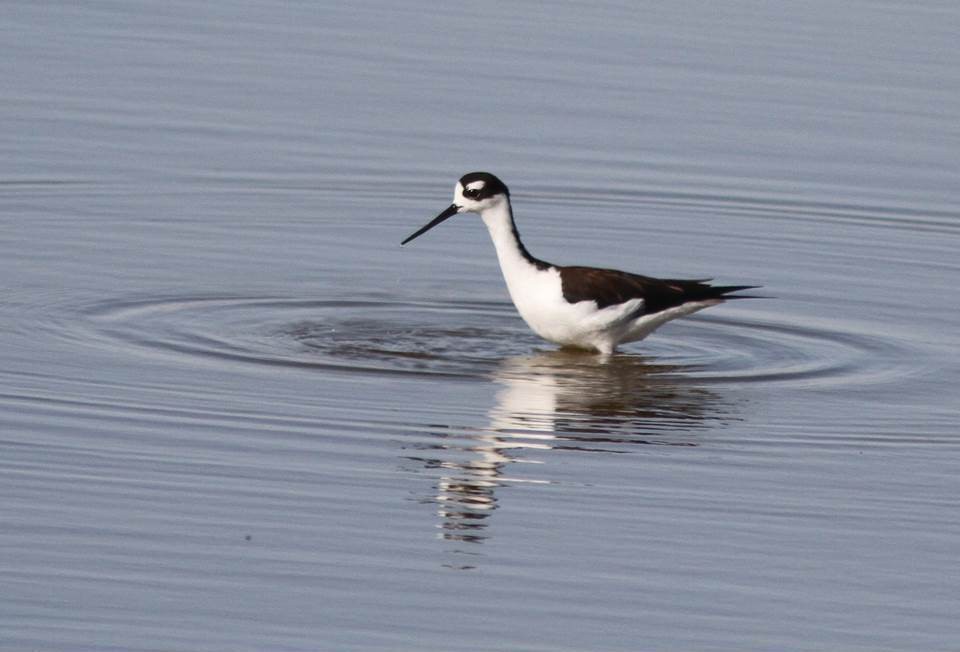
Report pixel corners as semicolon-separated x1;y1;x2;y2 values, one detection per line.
464;188;479;198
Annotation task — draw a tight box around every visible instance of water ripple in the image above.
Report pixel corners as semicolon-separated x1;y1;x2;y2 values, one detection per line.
76;295;913;388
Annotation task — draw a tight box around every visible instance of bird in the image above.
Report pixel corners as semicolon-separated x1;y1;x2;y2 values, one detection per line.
401;172;757;355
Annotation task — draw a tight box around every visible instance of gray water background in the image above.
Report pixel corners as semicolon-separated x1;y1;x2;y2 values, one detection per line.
2;2;960;650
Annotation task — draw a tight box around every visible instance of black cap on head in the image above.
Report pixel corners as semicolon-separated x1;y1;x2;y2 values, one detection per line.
459;171;509;200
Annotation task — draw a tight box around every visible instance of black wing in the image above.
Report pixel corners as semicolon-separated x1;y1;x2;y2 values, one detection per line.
558;266;758;315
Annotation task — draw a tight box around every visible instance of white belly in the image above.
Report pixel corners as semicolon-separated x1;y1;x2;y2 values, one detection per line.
500;265;633;351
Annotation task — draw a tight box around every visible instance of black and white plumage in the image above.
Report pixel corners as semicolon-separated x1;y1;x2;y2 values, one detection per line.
402;172;757;354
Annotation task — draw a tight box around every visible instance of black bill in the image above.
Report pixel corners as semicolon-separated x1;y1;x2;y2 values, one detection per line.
401;204;460;245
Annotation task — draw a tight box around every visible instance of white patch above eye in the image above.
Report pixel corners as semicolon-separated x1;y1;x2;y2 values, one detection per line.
465;181;485;192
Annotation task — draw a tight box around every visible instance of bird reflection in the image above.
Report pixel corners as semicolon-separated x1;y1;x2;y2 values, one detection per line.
407;350;734;557
490;350;726;447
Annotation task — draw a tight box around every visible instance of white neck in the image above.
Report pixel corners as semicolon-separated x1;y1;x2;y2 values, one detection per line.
481;199;545;267
476;198;568;346
479;199;553;305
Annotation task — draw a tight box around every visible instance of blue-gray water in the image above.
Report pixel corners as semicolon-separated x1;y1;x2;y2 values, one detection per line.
3;3;960;651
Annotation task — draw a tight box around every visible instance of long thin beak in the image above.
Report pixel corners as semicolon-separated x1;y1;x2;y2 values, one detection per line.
401;204;460;245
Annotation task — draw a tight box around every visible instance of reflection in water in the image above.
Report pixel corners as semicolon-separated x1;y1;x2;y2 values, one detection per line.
491;350;729;446
408;350;737;558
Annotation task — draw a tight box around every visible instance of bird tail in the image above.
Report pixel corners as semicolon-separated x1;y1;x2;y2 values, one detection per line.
710;284;764;300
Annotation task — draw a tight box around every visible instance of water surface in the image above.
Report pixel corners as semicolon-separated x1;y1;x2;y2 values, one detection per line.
2;2;960;651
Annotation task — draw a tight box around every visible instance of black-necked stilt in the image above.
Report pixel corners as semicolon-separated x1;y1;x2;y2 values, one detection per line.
402;172;758;354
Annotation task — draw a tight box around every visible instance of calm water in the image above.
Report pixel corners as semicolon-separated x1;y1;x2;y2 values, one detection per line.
3;2;960;651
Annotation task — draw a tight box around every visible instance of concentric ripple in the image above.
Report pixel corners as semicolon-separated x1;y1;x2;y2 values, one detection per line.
76;295;913;387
